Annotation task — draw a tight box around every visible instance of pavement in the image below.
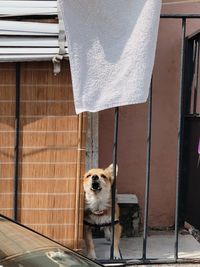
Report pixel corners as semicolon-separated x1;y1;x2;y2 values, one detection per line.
83;231;200;266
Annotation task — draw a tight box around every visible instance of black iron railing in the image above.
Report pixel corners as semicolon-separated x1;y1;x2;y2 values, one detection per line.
103;14;200;266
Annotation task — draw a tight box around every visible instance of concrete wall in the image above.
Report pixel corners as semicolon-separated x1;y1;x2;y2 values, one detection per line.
99;3;200;228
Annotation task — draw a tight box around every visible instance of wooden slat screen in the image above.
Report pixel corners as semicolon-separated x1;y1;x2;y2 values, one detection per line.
0;61;86;250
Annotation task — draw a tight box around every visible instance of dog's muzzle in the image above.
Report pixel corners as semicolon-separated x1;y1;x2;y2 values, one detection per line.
91;175;102;191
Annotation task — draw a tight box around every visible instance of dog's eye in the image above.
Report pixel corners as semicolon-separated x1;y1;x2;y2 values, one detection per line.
101;174;107;179
86;174;91;178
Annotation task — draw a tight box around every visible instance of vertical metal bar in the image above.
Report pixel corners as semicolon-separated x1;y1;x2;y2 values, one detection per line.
193;39;199;115
13;62;20;221
190;40;198;114
110;107;119;260
174;18;186;260
142;80;153;260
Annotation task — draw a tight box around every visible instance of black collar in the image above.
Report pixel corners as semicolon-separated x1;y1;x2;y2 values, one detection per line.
83;219;119;228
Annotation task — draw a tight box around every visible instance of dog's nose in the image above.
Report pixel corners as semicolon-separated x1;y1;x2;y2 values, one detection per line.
92;175;99;181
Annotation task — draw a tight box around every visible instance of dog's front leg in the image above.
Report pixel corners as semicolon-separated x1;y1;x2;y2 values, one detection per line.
113;224;122;259
84;225;96;259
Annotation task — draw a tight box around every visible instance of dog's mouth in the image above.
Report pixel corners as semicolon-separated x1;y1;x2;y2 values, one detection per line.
91;182;102;192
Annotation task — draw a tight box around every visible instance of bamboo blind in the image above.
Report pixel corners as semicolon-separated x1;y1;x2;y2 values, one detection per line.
0;61;86;250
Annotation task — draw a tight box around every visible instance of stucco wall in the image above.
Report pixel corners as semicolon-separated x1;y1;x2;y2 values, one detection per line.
99;3;200;228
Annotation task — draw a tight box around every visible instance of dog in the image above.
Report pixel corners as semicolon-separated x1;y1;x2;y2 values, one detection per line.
83;164;122;259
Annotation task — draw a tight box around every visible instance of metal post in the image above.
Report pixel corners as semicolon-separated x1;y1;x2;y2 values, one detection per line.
193;39;199;115
142;80;153;260
110;107;119;260
13;62;20;221
174;18;186;260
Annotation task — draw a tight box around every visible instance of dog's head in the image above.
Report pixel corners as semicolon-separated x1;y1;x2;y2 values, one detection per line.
83;164;118;193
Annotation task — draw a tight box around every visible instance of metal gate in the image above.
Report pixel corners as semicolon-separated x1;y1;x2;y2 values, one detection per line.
99;14;200;266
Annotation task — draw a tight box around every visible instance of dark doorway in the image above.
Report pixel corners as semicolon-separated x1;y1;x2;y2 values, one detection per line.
183;31;200;229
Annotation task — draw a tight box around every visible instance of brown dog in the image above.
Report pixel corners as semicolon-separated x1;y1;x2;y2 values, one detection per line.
83;164;122;259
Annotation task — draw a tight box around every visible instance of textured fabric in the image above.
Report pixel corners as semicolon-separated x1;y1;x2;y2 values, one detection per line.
59;0;161;114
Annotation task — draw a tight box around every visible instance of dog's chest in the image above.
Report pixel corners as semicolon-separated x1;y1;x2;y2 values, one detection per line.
85;192;112;224
85;192;110;212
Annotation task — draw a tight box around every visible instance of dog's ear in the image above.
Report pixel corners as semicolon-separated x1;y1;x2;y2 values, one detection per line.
105;164;118;181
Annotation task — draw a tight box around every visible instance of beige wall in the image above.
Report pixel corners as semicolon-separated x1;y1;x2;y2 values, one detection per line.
99;3;200;228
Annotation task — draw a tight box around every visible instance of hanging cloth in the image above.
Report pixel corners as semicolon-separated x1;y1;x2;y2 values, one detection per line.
59;0;161;114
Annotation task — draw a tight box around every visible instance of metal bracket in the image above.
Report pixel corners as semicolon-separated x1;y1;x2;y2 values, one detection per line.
52;0;66;75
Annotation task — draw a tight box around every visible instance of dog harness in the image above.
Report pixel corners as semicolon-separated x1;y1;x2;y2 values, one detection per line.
83;219;120;228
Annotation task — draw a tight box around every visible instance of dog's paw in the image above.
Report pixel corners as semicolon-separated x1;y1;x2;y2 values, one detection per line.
105;236;111;242
104;228;111;242
87;251;96;260
114;250;121;259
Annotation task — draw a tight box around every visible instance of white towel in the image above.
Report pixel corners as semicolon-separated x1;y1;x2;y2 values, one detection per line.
59;0;161;114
